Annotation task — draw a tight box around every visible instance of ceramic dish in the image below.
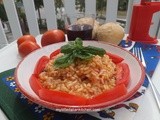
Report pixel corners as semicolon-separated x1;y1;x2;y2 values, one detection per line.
15;41;145;113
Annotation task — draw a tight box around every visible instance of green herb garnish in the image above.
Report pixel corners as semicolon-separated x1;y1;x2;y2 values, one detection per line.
54;38;106;68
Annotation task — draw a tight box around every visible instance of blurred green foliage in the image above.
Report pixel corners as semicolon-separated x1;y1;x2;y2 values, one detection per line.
0;4;8;21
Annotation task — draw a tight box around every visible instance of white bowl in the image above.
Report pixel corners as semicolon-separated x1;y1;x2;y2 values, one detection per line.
15;41;145;113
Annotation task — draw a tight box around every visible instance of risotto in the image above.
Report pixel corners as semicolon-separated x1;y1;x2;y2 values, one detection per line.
39;54;117;99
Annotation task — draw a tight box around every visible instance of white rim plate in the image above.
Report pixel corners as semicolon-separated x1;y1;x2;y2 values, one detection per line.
15;41;145;113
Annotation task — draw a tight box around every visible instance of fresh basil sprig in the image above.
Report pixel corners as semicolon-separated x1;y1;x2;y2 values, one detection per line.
54;38;106;68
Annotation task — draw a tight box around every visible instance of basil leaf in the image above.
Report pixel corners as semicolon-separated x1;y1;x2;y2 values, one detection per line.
60;44;74;54
83;46;106;56
61;38;83;54
53;38;106;68
74;38;83;48
54;53;74;68
73;50;93;60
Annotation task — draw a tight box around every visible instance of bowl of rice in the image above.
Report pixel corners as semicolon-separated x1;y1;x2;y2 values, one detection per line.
15;40;145;113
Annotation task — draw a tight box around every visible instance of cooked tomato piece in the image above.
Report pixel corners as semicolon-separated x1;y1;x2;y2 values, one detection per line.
87;84;127;105
34;56;50;74
39;89;87;105
29;74;42;95
116;63;130;86
50;49;61;59
106;52;124;63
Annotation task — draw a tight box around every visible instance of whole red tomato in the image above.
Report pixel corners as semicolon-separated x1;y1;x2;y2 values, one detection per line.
18;41;40;57
41;29;65;47
17;35;36;46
